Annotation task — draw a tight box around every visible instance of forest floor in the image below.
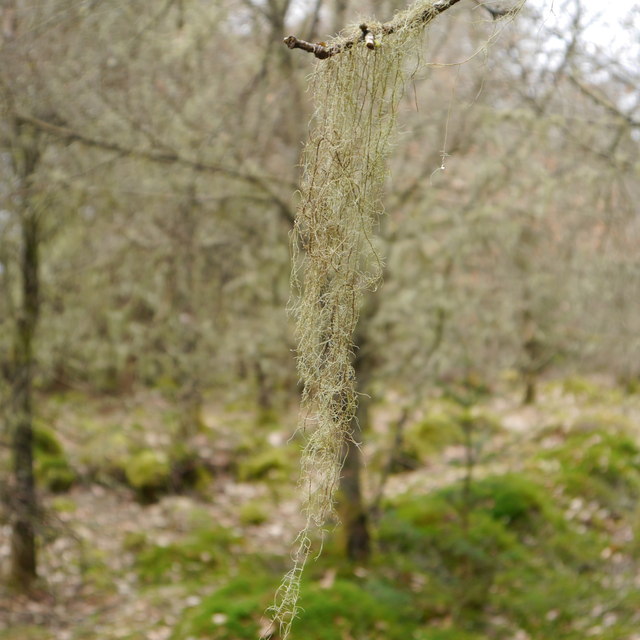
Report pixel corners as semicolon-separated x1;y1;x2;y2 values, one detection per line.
1;374;640;640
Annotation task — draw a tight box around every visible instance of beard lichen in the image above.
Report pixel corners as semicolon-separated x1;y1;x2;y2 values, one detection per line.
268;3;441;639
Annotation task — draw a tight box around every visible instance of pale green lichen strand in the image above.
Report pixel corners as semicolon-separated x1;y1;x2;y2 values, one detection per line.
270;3;441;638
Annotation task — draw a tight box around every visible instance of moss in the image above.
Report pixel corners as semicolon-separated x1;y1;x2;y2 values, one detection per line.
538;428;640;510
32;423;76;492
135;527;241;585
377;471;614;628
623;376;640;395
413;632;486;640
124;450;171;502
400;406;502;469
174;575;418;640
50;496;77;513
35;454;76;493
379;491;525;620
33;424;63;456
79;430;132;485
172;575;271;639
296;579;417;640
255;408;280;427
81;547;117;593
402;410;463;465
559;376;624;404
237;447;292;482
0;626;55;640
561;375;602;397
239;500;269;526
571;411;635;434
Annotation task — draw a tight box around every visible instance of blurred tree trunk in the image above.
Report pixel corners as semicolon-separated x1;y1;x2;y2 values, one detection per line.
337;299;377;563
9;121;41;591
521;306;538;405
338;403;370;563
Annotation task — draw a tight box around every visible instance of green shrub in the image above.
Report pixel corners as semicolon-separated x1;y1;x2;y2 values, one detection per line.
379;489;524;620
465;474;554;529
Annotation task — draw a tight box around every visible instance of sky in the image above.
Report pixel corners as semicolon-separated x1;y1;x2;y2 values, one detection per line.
527;0;639;74
531;0;638;45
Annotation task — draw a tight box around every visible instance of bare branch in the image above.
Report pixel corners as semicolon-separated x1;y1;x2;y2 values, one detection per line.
472;0;519;20
13;112;296;225
568;72;640;129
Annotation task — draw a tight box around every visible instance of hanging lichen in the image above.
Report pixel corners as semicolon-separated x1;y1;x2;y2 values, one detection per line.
269;12;427;640
269;1;522;637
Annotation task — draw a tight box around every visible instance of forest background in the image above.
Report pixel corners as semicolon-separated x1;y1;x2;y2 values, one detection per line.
1;1;640;639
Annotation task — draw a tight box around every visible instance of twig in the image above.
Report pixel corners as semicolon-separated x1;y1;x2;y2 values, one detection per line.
472;0;518;20
568;72;640;129
13;113;296;224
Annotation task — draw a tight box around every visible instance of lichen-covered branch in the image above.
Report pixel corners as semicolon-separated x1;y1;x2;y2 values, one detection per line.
283;0;523;59
283;0;463;59
13;113;296;225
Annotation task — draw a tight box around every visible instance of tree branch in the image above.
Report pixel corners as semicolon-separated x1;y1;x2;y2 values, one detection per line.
472;0;518;20
568;72;640;129
284;0;465;59
13;112;296;225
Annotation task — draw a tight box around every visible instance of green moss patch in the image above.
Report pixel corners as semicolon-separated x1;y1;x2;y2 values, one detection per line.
399;405;502;470
124;450;171;502
538;428;640;511
33;425;76;492
34;424;64;456
135;527;241;585
377;469;620;636
237;447;294;483
239;500;269;526
173;573;419;640
36;454;76;492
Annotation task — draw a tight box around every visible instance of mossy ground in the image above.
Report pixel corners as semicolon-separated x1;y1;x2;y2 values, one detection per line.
1;377;640;640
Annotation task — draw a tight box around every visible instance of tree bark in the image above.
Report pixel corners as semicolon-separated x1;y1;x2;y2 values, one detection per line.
338;406;371;562
10;210;40;590
8;121;41;591
336;300;377;563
